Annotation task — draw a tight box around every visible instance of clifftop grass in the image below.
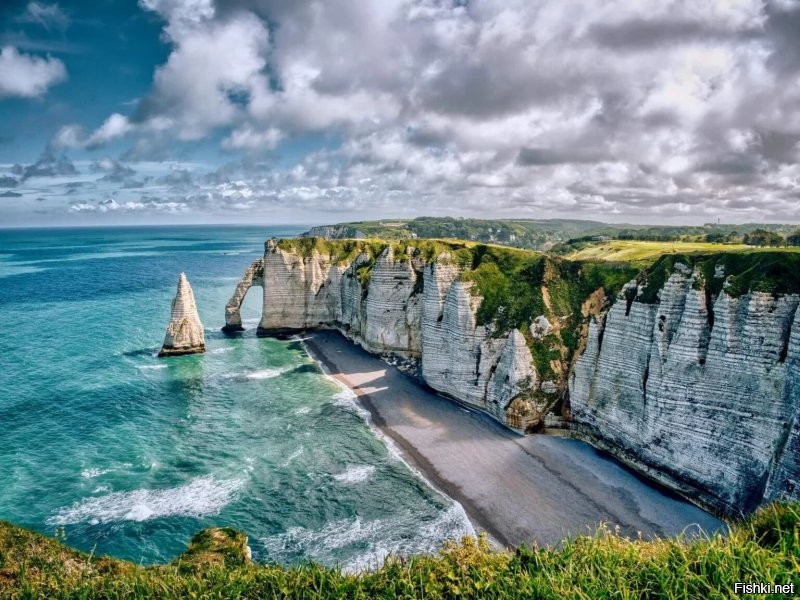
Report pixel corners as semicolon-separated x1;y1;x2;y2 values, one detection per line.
637;251;800;303
0;502;798;598
566;239;800;265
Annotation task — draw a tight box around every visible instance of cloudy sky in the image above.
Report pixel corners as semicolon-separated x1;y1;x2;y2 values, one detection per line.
1;0;800;227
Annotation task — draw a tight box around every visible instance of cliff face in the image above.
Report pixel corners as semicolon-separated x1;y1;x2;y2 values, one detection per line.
226;240;545;431
160;273;206;357
569;266;800;514
226;239;800;514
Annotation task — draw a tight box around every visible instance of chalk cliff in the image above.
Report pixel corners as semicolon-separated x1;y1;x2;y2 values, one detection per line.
225;239;800;514
569;265;800;514
159;272;206;357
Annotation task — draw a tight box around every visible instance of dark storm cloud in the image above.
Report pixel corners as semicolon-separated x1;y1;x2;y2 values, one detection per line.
90;158;137;182
756;129;800;164
764;2;800;75
18;148;78;180
517;147;606;166
588;17;756;50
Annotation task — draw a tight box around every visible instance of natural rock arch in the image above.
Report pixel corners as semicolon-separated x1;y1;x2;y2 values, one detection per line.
222;258;264;332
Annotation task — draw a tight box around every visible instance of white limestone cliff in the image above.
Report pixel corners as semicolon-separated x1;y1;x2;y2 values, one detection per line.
159;273;206;357
224;240;800;514
223;258;264;332
569;267;800;514
225;240;543;431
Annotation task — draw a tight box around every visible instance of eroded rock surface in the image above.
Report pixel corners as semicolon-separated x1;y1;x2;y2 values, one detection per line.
227;240;800;514
159;273;205;357
569;267;800;514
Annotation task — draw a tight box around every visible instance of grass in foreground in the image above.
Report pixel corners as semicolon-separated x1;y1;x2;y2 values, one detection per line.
1;503;799;598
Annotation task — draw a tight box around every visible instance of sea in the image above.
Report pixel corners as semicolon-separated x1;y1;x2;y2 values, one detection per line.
0;226;474;572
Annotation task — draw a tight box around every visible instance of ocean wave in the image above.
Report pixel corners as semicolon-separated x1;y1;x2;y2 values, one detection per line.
331;388;371;420
81;468;112;479
293;406;311;415
259;503;475;573
282;447;304;467
309;347;461;505
136;364;167;370
333;465;375;484
47;476;244;526
210;347;233;354
218;366;291;380
245;367;290;380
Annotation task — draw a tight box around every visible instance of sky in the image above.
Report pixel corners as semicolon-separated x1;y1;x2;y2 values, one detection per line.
1;0;800;227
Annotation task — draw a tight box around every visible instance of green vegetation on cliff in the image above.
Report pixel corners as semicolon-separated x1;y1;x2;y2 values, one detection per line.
637;251;800;303
1;503;798;598
564;239;800;265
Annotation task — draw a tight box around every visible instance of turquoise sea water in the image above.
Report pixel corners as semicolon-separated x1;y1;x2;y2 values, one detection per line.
0;226;472;571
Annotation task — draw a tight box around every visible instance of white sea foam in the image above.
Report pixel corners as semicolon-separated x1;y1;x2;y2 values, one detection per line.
259;503;475;573
282;447;304;467
47;476;244;526
137;364;167;370
211;347;233;354
81;468;111;479
245;367;290;380
331;388;370;420
302;339;462;503
293;406;311;415
333;465;375;484
220;366;290;380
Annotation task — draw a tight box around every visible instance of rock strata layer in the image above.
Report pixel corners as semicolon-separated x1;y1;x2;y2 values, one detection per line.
159;272;206;357
569;268;800;514
225;239;800;515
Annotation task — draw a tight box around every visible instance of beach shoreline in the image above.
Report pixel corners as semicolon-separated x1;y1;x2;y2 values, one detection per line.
301;333;507;547
300;329;726;549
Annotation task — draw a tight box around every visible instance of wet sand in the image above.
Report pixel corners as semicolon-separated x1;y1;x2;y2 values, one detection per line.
303;330;726;548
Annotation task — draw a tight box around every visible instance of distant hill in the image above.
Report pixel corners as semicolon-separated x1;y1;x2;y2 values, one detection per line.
302;217;800;251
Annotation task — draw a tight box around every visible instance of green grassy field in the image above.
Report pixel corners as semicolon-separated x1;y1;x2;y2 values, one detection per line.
0;503;798;598
566;240;800;264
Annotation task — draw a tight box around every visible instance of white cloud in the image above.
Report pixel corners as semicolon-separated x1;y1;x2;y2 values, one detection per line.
19;2;70;31
51;124;84;149
52;114;134;149
86;114;133;148
0;45;66;99
222;126;283;151
135;8;269;140
138;0;214;26
32;0;800;223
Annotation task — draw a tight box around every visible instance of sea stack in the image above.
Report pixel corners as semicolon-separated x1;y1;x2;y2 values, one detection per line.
158;273;206;357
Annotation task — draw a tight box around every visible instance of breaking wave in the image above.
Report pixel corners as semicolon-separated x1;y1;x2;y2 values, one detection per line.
48;476;244;526
259;503;474;573
333;465;375;484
